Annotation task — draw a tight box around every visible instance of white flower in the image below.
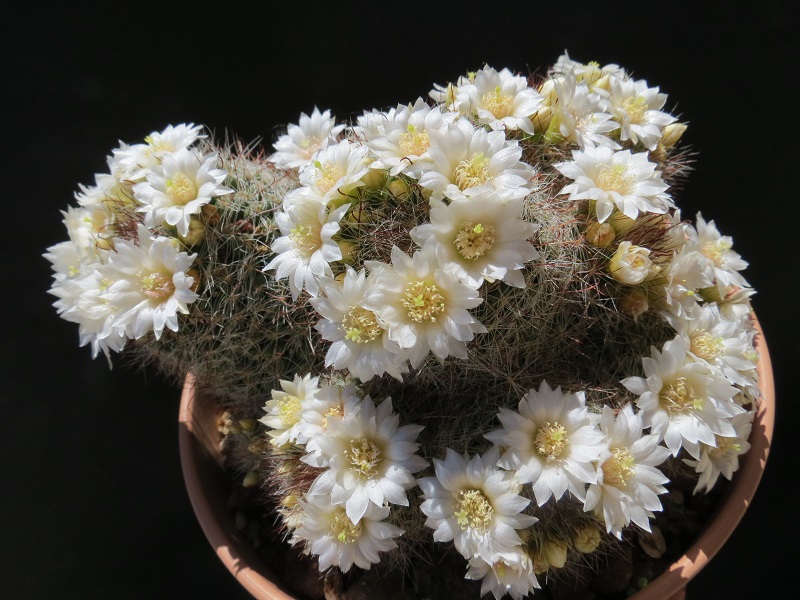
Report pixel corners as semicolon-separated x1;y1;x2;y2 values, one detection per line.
430;74;472;111
265;198;349;300
555;146;671;223
298;383;362;467
659;245;714;318
418;447;537;563
683;410;754;494
410;194;539;289
608;241;655;285
609;78;676;150
366;99;453;177
691;213;750;294
622;334;744;456
45;244;127;359
294;139;370;205
551;53;627;89
97;225;199;341
259;373;321;447
583;405;671;538
308;395;427;523
418;119;535;203
61;204;117;260
485;381;608;506
455;65;544;134
270;107;345;170
292;495;404;572
114;123;204;181
362;245;486;368
310;267;409;382
465;550;540;600
134;148;232;236
667;303;757;387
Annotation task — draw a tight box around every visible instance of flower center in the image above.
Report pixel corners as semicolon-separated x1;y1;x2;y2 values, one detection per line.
690;331;725;361
329;508;362;544
312;160;345;195
621;95;648;123
321;405;343;431
399;124;430;156
299;136;322;159
601;448;636;487
481;86;514;119
454;152;491;190
342;306;382;343
659;376;704;414
165;172;197;205
454;489;494;531
595;163;634;194
144;134;175;153
708;435;742;459
534;422;569;459
346;438;382;478
402;281;446;322
139;271;175;300
289;224;322;258
277;394;302;426
454;222;496;260
701;239;733;266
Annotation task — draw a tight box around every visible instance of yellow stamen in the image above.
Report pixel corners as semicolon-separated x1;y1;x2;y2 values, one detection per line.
454;152;491;190
454;489;494;531
401;281;445;322
165;172;197;205
139;271;175;300
329;509;362;544
602;448;636;487
345;438;382;478
480;85;514;119
342;306;382;344
454;222;496;260
534;422;569;459
659;377;704;414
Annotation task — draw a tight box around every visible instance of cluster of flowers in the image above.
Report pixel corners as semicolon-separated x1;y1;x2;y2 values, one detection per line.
45;124;231;358
47;52;760;599
258;57;759;598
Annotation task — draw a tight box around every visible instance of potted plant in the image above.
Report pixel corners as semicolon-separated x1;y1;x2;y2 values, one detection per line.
46;53;771;600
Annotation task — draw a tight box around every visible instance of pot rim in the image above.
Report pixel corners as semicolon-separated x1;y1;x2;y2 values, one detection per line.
178;318;775;600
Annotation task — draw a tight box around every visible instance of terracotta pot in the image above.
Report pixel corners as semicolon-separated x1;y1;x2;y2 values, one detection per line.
178;320;774;600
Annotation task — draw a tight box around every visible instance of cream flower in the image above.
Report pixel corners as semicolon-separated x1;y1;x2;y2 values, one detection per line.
114;123;204;181
455;65;544;134
465;550;540;600
308;395;427;523
608;241;655;285
298;382;362;467
361;245;486;368
690;213;750;294
98;225;198;341
366;99;453;177
265;198;349;300
583;405;671;538
292;495;404;572
683;410;754;494
134;148;232;236
259;373;321;447
609;78;676;150
540;72;620;149
485;380;608;506
311;267;408;382
659;245;715;318
555;147;671;223
410;194;539;289
551;53;627;90
61;204;117;260
294;139;370;205
622;334;744;456
270;107;345;170
417;119;535;202
418;447;538;563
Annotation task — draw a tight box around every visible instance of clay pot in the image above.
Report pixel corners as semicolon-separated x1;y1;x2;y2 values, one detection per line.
178;320;774;600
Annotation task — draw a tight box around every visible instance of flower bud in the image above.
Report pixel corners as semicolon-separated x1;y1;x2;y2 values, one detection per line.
620;288;649;320
609;241;653;285
573;524;602;553
337;240;357;264
242;470;260;488
607;211;636;235
593;74;612;92
538;79;557;105
542;539;568;569
361;165;387;190
178;218;206;246
388;178;411;202
585;222;616;247
661;123;687;148
531;106;552;133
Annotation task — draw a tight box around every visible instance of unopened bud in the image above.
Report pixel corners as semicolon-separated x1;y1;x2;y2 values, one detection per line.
593;74;612;92
542;539;568;569
242;470;260;488
178;218;206;246
202;203;220;225
387;178;410;202
573;524;602;553
186;268;201;293
281;494;299;509
238;418;257;432
661;123;687;148
538;79;557;105
531;106;552;133
585;222;616;247
338;240;357;264
620;288;650;321
609;242;654;285
361;166;387;190
607;211;636;235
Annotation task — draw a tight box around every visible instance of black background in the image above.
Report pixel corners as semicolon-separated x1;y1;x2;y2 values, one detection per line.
3;2;797;598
